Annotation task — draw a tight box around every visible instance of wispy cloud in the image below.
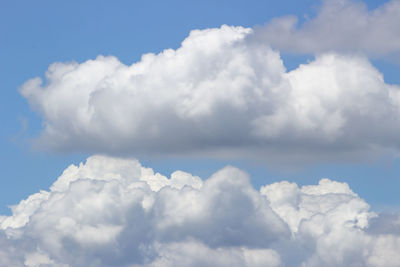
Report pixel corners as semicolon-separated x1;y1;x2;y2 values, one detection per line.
256;0;400;59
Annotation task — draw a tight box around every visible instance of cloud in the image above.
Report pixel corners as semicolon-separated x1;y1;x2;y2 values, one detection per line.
256;0;400;58
20;25;400;164
135;241;282;267
0;155;400;266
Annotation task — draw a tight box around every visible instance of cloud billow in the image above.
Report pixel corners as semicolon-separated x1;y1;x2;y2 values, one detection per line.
1;155;400;266
20;24;400;163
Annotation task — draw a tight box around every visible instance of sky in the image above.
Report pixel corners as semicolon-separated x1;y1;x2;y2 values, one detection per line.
2;0;400;266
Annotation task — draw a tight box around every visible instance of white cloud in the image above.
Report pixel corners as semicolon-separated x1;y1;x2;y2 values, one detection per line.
20;25;400;163
0;155;400;266
136;241;282;267
256;0;400;58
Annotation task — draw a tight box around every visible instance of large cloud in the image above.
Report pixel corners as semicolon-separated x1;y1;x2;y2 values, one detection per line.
0;155;400;266
256;0;400;58
20;25;400;163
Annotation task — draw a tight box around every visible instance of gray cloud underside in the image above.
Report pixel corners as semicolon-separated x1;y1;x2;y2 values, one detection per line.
1;155;400;266
256;0;400;58
21;24;400;163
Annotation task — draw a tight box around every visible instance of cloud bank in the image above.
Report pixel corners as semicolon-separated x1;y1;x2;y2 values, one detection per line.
1;155;400;266
257;0;400;58
21;24;400;163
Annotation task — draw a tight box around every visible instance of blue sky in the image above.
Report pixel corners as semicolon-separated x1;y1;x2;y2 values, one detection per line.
1;0;400;215
0;0;316;213
2;1;400;266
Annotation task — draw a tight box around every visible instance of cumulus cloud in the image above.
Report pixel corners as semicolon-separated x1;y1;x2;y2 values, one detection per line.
256;0;400;58
20;25;400;163
0;155;400;266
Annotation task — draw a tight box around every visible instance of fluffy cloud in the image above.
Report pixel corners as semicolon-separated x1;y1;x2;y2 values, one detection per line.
256;0;400;58
20;24;400;163
0;155;400;266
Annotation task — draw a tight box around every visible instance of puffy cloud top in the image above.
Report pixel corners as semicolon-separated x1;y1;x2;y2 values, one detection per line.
0;155;400;266
20;25;400;163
